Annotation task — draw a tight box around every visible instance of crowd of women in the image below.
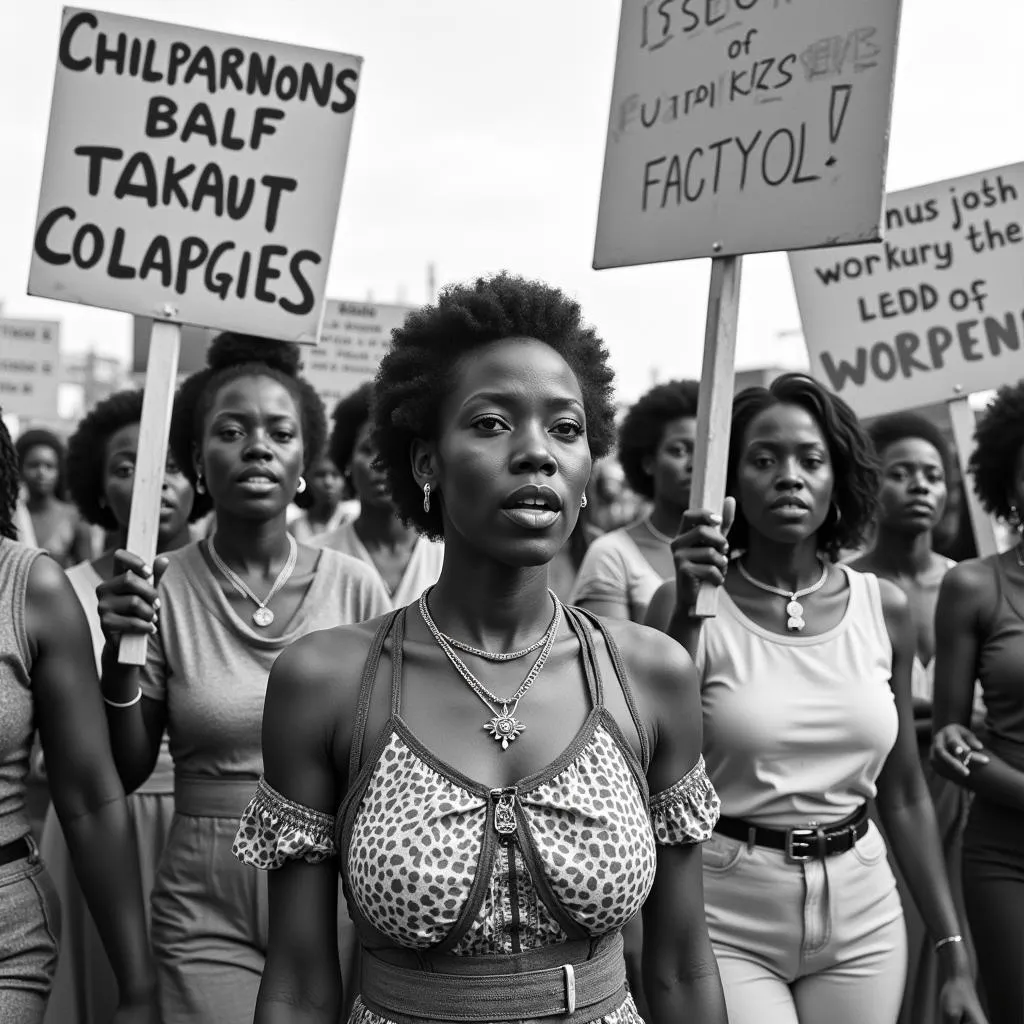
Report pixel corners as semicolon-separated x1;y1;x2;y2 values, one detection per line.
0;274;1020;1024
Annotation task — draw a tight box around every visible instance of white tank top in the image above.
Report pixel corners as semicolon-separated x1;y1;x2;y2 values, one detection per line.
696;564;898;828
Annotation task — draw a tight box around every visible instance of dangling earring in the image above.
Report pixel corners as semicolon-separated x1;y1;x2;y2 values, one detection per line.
1010;504;1022;531
196;474;206;495
296;476;306;495
581;493;588;509
423;482;431;514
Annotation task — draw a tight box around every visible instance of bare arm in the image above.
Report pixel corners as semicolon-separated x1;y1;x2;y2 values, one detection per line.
931;561;1024;811
874;580;986;1021
27;556;157;1012
574;595;631;620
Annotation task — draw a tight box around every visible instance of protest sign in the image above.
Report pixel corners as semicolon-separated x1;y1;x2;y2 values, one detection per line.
305;300;415;411
594;0;902;269
790;164;1024;419
132;316;217;376
0;320;61;419
28;9;362;661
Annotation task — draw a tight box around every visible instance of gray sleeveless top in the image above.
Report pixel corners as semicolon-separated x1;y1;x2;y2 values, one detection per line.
0;538;43;844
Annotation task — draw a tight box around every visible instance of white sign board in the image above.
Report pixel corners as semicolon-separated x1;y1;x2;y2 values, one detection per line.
29;8;361;343
304;300;415;410
790;164;1024;419
594;0;902;268
0;320;61;418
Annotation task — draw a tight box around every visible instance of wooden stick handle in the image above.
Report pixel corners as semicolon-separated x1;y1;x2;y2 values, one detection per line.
119;321;181;665
947;394;999;559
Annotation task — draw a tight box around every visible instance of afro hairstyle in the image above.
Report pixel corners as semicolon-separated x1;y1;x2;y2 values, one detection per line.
168;333;327;520
66;389;145;530
727;373;880;561
617;379;700;499
867;411;953;482
373;272;616;540
969;379;1024;522
0;413;19;539
330;382;374;476
15;428;67;500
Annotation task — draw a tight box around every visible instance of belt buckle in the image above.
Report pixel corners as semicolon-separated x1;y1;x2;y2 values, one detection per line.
785;826;816;863
562;964;576;1015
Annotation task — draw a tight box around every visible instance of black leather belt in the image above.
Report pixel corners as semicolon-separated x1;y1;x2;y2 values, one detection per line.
0;836;32;868
715;804;869;863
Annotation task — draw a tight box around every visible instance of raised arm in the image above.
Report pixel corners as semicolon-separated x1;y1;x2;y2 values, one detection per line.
27;555;157;1021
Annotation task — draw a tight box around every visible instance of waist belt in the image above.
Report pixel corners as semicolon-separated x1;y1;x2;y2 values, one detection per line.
361;933;626;1023
174;775;259;818
715;803;869;863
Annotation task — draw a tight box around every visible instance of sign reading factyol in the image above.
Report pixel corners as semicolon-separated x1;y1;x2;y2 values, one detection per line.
594;0;902;268
790;163;1024;419
29;9;362;343
0;320;61;419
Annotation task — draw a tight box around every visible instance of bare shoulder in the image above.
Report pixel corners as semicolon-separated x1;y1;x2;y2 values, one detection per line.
872;574;910;615
936;557;998;620
25;553;79;622
599;616;698;702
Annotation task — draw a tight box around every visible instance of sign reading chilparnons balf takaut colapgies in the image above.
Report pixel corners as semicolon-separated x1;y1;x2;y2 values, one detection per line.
790;164;1024;419
29;8;362;343
593;0;902;269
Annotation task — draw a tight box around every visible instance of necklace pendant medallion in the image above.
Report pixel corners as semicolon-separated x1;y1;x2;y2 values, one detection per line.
252;607;275;628
787;615;806;631
493;791;518;835
485;709;524;751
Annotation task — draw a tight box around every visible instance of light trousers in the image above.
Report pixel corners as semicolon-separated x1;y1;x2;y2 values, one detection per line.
703;820;908;1024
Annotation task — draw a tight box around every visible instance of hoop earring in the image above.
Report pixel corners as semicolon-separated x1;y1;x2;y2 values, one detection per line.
423;482;431;514
296;476;306;495
830;503;842;527
581;493;588;509
195;474;206;495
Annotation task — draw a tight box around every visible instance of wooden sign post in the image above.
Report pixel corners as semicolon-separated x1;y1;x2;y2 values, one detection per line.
595;0;902;615
28;9;363;662
947;392;999;558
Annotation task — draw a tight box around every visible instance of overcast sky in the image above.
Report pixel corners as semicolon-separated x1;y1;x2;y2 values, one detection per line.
1;0;1021;404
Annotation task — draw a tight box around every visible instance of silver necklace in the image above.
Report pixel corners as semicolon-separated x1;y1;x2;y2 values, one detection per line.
437;617;553;662
643;516;675;545
207;535;298;628
418;588;561;750
736;558;829;632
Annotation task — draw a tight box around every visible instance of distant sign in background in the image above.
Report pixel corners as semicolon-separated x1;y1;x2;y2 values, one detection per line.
790;163;1024;419
28;8;361;342
0;320;61;419
304;300;415;411
594;0;902;268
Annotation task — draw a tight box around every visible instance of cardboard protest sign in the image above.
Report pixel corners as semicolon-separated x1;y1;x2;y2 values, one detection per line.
29;8;362;343
594;0;902;269
0;320;61;419
304;300;415;411
790;163;1024;420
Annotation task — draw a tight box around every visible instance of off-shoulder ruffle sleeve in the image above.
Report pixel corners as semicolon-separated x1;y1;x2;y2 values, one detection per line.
649;756;720;845
232;777;337;870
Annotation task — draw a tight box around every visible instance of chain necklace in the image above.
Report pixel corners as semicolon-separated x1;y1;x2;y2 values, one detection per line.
418;588;561;750
437;608;555;662
207;535;298;628
643;516;675;545
735;557;829;632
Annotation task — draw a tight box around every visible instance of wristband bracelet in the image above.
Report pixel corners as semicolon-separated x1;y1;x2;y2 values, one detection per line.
103;687;143;709
934;934;963;953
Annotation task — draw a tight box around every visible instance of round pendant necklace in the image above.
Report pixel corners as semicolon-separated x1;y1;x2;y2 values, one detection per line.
418;588;561;750
735;558;829;631
207;535;298;628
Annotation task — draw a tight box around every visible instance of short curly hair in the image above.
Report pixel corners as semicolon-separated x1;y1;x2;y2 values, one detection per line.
15;428;67;500
617;379;700;499
969;380;1024;522
330;382;373;476
373;272;616;539
727;373;880;560
867;411;953;482
66;389;145;530
169;333;327;520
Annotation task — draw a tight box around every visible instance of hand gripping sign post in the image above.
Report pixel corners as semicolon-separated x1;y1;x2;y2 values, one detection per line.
595;0;902;615
29;9;362;662
790;163;1024;557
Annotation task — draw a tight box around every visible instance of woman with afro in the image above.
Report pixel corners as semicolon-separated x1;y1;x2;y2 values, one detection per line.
571;380;700;623
40;389;195;1024
94;337;389;1024
932;379;1024;1023
235;273;727;1024
647;374;984;1024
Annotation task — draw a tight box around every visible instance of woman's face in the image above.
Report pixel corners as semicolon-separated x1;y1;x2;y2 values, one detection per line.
426;338;592;566
103;422;194;542
307;455;344;509
876;437;947;535
643;416;696;508
735;402;835;546
198;375;304;522
349;418;393;511
21;444;60;499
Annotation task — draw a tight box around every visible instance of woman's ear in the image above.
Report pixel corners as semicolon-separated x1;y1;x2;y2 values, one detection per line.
410;439;438;492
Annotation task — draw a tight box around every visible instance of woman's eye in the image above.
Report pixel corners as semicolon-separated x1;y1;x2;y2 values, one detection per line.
474;416;507;432
219;427;242;441
273;432;295;443
113;465;134;479
552;420;584;438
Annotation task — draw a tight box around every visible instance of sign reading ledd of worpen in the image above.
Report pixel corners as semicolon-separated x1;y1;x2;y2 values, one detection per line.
29;8;362;343
790;163;1024;419
594;0;902;268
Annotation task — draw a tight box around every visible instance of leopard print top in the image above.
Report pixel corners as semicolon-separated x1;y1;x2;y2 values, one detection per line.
234;605;719;1023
